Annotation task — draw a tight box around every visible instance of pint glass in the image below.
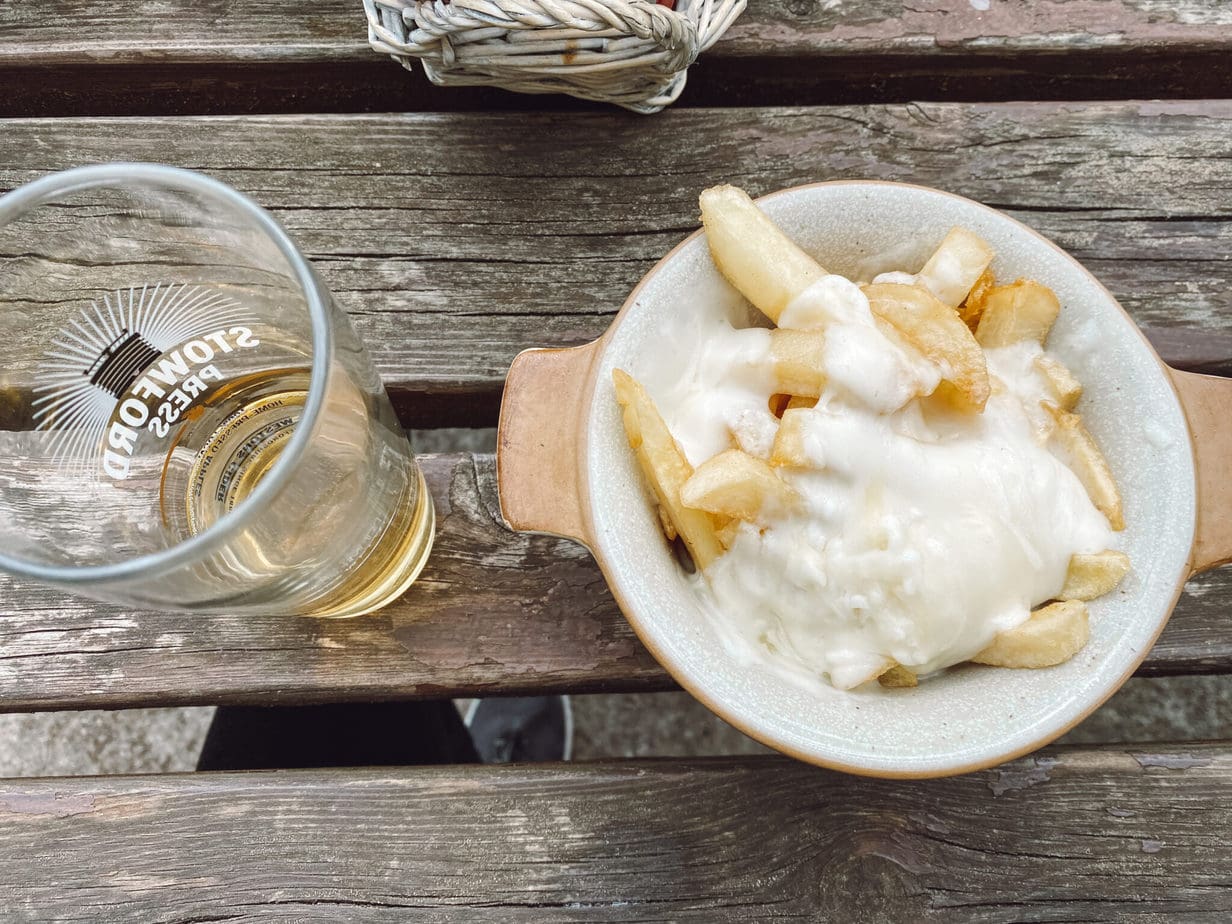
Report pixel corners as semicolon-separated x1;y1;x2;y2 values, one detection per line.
0;164;434;617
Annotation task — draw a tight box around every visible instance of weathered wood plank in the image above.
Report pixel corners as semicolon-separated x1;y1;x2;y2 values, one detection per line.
0;451;1226;713
735;0;1232;57
3;1;1232;115
11;0;1232;66
0;453;657;711
713;0;1232;107
0;746;1229;920
1;102;1231;430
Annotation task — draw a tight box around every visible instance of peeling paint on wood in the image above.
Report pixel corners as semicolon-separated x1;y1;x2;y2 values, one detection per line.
0;792;95;818
1133;752;1213;770
988;756;1059;796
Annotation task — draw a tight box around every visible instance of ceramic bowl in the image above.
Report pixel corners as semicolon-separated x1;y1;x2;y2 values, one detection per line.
496;181;1230;778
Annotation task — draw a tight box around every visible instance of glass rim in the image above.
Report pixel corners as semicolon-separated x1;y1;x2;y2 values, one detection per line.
0;163;333;586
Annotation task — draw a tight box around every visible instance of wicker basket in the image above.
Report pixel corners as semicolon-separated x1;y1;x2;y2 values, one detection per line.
363;0;746;114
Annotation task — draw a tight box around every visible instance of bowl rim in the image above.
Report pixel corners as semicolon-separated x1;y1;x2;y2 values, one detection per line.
579;179;1195;778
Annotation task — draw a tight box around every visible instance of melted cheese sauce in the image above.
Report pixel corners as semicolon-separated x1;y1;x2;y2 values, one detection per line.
659;276;1113;689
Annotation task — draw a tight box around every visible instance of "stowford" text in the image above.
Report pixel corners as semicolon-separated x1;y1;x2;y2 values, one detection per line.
103;326;260;480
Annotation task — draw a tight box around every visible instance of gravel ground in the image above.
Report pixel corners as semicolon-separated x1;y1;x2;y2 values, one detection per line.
0;708;214;777
0;675;1226;776
571;673;1232;759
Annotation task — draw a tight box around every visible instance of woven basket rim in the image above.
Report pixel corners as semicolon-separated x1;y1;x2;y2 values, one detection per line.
363;0;746;113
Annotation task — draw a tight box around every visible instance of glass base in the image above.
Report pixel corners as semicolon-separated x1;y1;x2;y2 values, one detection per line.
306;466;436;619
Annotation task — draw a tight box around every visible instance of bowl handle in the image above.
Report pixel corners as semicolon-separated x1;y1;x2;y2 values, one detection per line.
1171;368;1232;574
496;339;605;547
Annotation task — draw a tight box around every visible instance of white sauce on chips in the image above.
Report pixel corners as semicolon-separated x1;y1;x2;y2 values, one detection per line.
781;274;942;414
663;323;776;465
873;258;968;305
663;275;1113;689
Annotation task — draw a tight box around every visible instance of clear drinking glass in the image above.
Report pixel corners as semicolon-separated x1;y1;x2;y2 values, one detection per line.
0;164;434;617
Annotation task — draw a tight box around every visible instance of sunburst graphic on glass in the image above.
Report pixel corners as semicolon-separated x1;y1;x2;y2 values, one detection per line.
32;283;251;478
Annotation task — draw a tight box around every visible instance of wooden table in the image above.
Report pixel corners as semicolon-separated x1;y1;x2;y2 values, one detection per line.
1;2;1231;918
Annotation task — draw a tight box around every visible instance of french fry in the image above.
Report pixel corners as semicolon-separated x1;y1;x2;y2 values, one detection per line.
613;369;724;570
716;518;742;549
1036;355;1082;410
878;663;918;688
832;657;897;691
728;412;777;461
863;283;991;412
656;505;678;542
770;408;813;468
973;600;1089;668
1048;408;1125;530
616;199;1126;687
917;227;995;308
699;185;826;323
975;280;1061;348
769;329;826;398
959;267;996;330
1060;550;1130;601
681;449;799;524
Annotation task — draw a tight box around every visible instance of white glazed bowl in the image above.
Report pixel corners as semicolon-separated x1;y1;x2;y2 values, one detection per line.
499;182;1206;778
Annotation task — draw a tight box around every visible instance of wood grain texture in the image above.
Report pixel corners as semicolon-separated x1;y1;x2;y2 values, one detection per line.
2;102;1231;429
0;453;657;711
0;746;1228;920
0;452;1226;713
1;0;371;65
3;1;1232;115
733;0;1232;57
9;0;1232;66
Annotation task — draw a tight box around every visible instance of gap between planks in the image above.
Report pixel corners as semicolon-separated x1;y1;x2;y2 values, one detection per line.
2;1;1232;114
